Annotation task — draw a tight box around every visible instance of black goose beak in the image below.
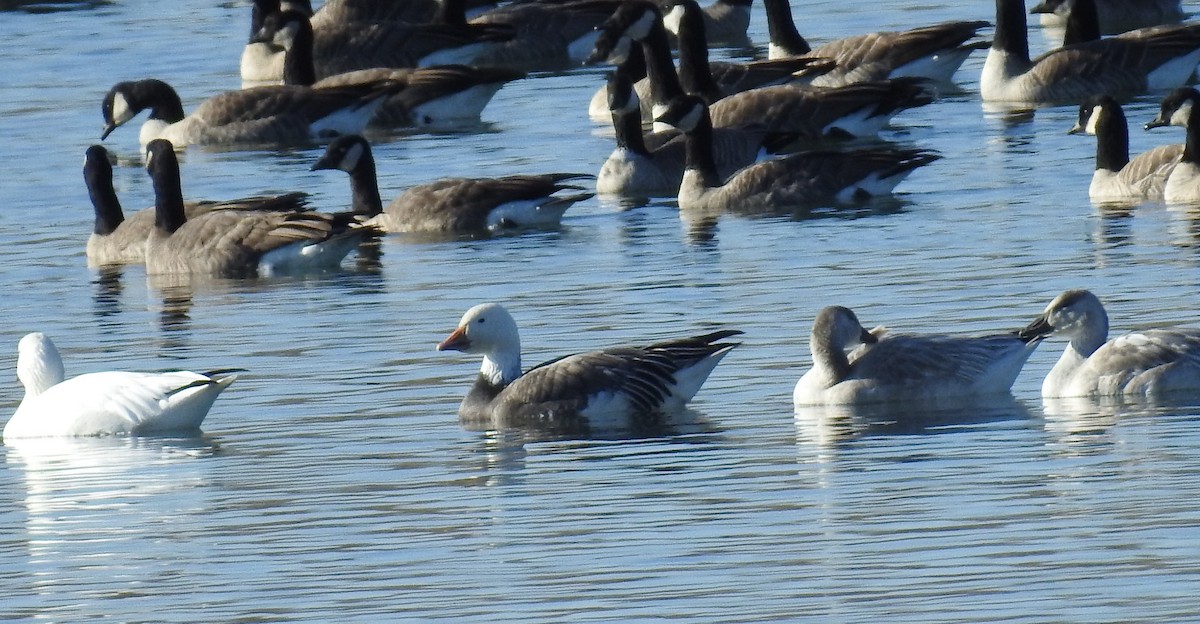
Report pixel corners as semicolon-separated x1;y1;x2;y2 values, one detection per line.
100;122;117;140
1018;315;1055;342
310;153;335;171
860;328;879;344
1146;116;1169;130
1067;122;1083;135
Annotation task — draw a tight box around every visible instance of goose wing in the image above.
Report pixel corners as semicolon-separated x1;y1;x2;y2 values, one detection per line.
848;333;1031;386
809;20;990;82
1119;143;1183;194
1090;328;1200;375
313;21;513;75
388;173;592;230
191;84;390;127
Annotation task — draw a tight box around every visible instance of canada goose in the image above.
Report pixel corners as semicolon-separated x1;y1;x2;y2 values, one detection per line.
142;139;374;277
3;332;238;438
100;78;401;148
655;95;940;211
1019;289;1200;397
1033;0;1100;45
1030;0;1183;35
241;0;514;83
761;0;989;87
455;0;622;70
981;0;1200;105
306;0;497;28
793;305;1045;406
83;145;310;266
661;0;751;45
254;9;525;128
597;67;788;197
1068;95;1181;201
436;302;741;431
1147;87;1200;204
310;134;593;233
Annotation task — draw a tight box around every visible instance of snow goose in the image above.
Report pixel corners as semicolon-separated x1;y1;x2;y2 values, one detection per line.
656;95;940;211
1146;87;1200;204
4;333;238;439
761;0;989;87
597;66;788;197
794;306;1045;406
100;77;401;148
1019;289;1200;397
661;0;751;45
436;302;741;430
142;139;375;277
980;0;1200;105
311;134;593;233
1030;0;1183;36
1068;95;1181;202
254;9;524;128
83;145;310;267
241;0;513;82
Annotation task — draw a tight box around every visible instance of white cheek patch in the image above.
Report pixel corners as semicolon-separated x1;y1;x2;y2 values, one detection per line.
111;91;133;125
662;5;684;34
1085;106;1102;135
339;142;363;172
1172;101;1193;127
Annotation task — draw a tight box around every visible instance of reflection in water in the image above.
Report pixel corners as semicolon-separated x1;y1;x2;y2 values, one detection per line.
0;0;110;12
91;265;124;319
794;395;1034;450
1042;394;1200;456
459;407;722;444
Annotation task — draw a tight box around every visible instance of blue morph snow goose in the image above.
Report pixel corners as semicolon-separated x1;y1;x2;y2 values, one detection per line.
436;303;741;431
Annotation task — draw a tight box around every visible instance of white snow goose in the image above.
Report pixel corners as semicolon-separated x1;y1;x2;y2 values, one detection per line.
794;305;1045;406
1019;289;1200;397
436;303;741;431
4;333;238;439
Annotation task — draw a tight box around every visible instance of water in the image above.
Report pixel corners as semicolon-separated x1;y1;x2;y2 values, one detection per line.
2;0;1200;621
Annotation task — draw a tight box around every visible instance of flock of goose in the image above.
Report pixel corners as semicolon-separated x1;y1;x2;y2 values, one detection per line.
9;0;1200;439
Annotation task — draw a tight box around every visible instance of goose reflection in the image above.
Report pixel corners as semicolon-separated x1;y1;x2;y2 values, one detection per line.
1041;393;1200;456
795;395;1035;449
459;406;721;444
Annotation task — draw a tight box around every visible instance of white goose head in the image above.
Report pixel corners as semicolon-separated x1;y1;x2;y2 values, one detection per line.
17;333;66;399
1020;289;1109;351
437;303;523;385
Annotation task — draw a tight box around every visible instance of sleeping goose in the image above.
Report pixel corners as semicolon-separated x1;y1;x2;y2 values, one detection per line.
761;0;989;87
656;95;940;211
597;67;788;197
83;145;310;266
100;77;401;148
1019;288;1200;397
1030;0;1183;36
311;134;593;233
142;139;375;277
980;0;1200;105
436;302;741;430
240;0;514;83
255;9;524;128
1146;87;1200;204
1069;95;1181;201
3;332;238;438
661;0;751;45
794;305;1045;406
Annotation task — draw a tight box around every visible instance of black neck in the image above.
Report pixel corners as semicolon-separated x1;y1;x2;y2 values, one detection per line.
641;19;686;106
1062;0;1100;45
1184;102;1200;165
1095;106;1130;172
133;79;186;123
675;2;722;102
281;16;318;86
993;0;1031;62
250;0;281;42
439;0;467;25
148;151;187;234
348;151;384;217
85;151;124;235
683;108;721;187
763;0;810;55
613;103;649;155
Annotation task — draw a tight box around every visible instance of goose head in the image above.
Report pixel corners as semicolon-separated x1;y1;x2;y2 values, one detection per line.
587;19;635;64
437;303;522;386
1069;95;1121;136
101;79;184;140
607;67;639;114
1147;87;1199;130
1019;289;1109;347
252;8;307;50
17;332;66;399
654;95;708;133
311;134;372;175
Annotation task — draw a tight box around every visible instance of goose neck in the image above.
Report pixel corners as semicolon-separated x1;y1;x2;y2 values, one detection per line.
763;0;810;55
281;17;318;86
683;109;721;188
1062;0;1100;45
150;154;187;234
85;157;124;235
675;5;720;101
481;349;521;387
993;0;1031;64
1094;108;1130;172
1184;103;1200;164
641;21;686;105
137;80;186;124
347;150;384;217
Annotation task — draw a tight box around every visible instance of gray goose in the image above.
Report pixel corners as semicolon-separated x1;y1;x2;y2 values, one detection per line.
981;0;1200;104
310;134;593;234
436;302;741;432
100;78;402;148
142;139;375;277
255;9;524;128
762;0;989;87
1069;95;1181;202
656;95;940;212
83;145;309;266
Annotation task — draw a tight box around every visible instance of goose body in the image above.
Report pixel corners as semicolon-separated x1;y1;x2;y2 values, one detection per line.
142;139;373;277
1069;95;1181;201
464;0;621;70
657;96;939;211
662;0;751;45
762;0;988;87
794;306;1044;406
1031;0;1184;35
1147;87;1200;204
1020;289;1200;397
101;78;397;147
312;135;593;233
83;145;310;266
436;303;740;430
4;333;237;439
981;0;1200;105
254;10;524;128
